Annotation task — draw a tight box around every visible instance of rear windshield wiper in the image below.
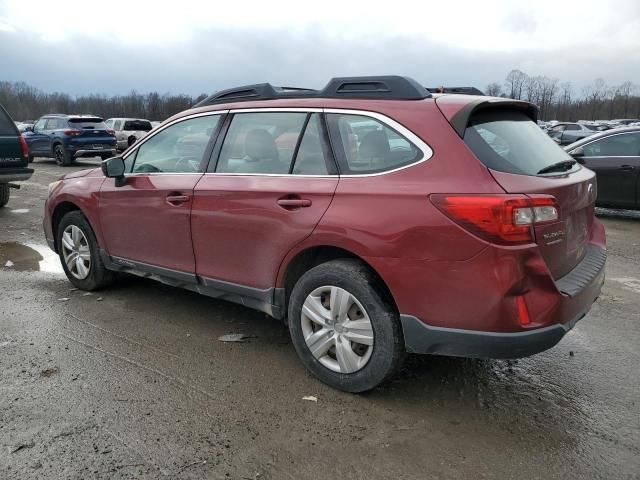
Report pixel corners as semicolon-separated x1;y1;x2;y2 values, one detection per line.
537;159;576;175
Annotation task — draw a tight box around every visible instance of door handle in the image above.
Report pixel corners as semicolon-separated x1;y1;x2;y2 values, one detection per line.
166;194;190;205
277;197;312;210
620;165;635;172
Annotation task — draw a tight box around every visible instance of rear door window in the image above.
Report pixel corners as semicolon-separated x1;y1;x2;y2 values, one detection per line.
326;113;421;174
464;109;578;176
290;114;333;175
215;112;307;174
0;107;17;135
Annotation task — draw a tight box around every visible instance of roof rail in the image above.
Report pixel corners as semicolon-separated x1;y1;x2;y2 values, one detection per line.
193;75;431;107
321;76;431;100
427;86;485;96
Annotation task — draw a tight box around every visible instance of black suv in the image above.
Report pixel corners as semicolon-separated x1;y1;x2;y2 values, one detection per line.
0;104;33;207
23;114;116;166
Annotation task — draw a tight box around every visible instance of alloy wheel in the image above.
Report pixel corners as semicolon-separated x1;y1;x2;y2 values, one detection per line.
61;225;91;279
301;286;374;374
54;145;65;165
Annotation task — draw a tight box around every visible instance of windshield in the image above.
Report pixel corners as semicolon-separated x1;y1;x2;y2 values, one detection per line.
124;120;152;131
68;118;107;129
464;109;578;176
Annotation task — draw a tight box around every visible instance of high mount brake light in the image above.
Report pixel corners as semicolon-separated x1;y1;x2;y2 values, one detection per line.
430;194;559;245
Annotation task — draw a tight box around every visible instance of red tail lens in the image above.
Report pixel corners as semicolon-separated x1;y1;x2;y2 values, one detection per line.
516;295;531;326
19;135;29;159
430;195;559;245
64;129;81;136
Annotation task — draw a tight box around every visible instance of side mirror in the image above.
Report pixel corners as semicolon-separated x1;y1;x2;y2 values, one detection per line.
101;156;126;187
569;146;585;163
24;125;34;132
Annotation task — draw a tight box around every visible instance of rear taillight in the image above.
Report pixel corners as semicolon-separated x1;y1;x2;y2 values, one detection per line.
430;194;559;245
64;129;81;136
19;135;29;159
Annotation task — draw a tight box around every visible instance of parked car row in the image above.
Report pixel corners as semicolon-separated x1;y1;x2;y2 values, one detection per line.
13;115;160;166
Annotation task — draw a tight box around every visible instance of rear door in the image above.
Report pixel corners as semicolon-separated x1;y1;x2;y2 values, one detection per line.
191;111;338;290
578;131;640;209
463;109;597;279
99;113;223;272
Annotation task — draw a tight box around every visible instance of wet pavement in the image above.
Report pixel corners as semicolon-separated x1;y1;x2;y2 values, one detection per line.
1;158;639;479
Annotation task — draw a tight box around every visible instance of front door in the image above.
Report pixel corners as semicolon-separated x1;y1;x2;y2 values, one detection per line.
25;118;51;154
99;113;223;273
581;131;640;209
191;111;339;291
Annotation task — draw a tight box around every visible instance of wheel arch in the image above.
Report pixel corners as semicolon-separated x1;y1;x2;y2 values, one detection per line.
278;245;398;316
51;201;93;253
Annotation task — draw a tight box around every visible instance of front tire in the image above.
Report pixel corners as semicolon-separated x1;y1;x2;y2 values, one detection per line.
57;211;115;290
0;184;9;207
54;144;72;166
288;259;405;392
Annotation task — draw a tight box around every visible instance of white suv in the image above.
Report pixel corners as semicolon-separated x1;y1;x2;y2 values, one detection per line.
105;118;153;152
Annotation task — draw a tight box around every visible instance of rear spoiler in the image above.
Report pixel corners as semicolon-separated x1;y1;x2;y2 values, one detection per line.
447;98;539;137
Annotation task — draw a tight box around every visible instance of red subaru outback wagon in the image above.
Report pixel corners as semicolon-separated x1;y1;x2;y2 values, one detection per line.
44;76;606;392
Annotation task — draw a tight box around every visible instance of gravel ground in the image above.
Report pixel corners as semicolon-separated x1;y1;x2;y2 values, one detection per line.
1;158;639;479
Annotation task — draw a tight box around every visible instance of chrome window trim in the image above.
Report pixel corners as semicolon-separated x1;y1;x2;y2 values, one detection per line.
122;110;228;175
572;130;640;157
229;107;323;113
203;107;433;178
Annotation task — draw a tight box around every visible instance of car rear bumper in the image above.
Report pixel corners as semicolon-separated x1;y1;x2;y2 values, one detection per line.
73;148;116;158
401;309;588;359
398;244;606;358
0;167;34;182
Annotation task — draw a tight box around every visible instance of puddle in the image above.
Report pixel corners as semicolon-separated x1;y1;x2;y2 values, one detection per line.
0;242;63;274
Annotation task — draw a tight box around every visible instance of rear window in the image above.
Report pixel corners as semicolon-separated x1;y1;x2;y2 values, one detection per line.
123;120;152;131
68;118;107;129
464;109;577;176
0;107;18;135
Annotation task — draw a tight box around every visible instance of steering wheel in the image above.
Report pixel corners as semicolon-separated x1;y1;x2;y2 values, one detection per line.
174;157;200;173
133;163;161;173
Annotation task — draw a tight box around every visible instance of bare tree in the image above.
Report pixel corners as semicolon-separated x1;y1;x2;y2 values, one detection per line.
504;69;528;100
485;82;502;97
618;81;635;118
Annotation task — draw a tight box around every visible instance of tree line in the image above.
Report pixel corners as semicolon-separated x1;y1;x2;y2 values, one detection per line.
2;72;639;123
0;81;208;122
486;70;639;122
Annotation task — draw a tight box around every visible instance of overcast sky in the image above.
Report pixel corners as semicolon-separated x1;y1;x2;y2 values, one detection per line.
1;0;639;96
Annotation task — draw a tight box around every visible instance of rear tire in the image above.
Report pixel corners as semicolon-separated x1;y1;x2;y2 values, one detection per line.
28;154;34;163
56;211;115;290
0;184;9;207
54;144;72;166
288;259;405;392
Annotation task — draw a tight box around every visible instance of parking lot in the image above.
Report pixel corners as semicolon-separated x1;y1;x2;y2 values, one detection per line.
1;158;639;479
